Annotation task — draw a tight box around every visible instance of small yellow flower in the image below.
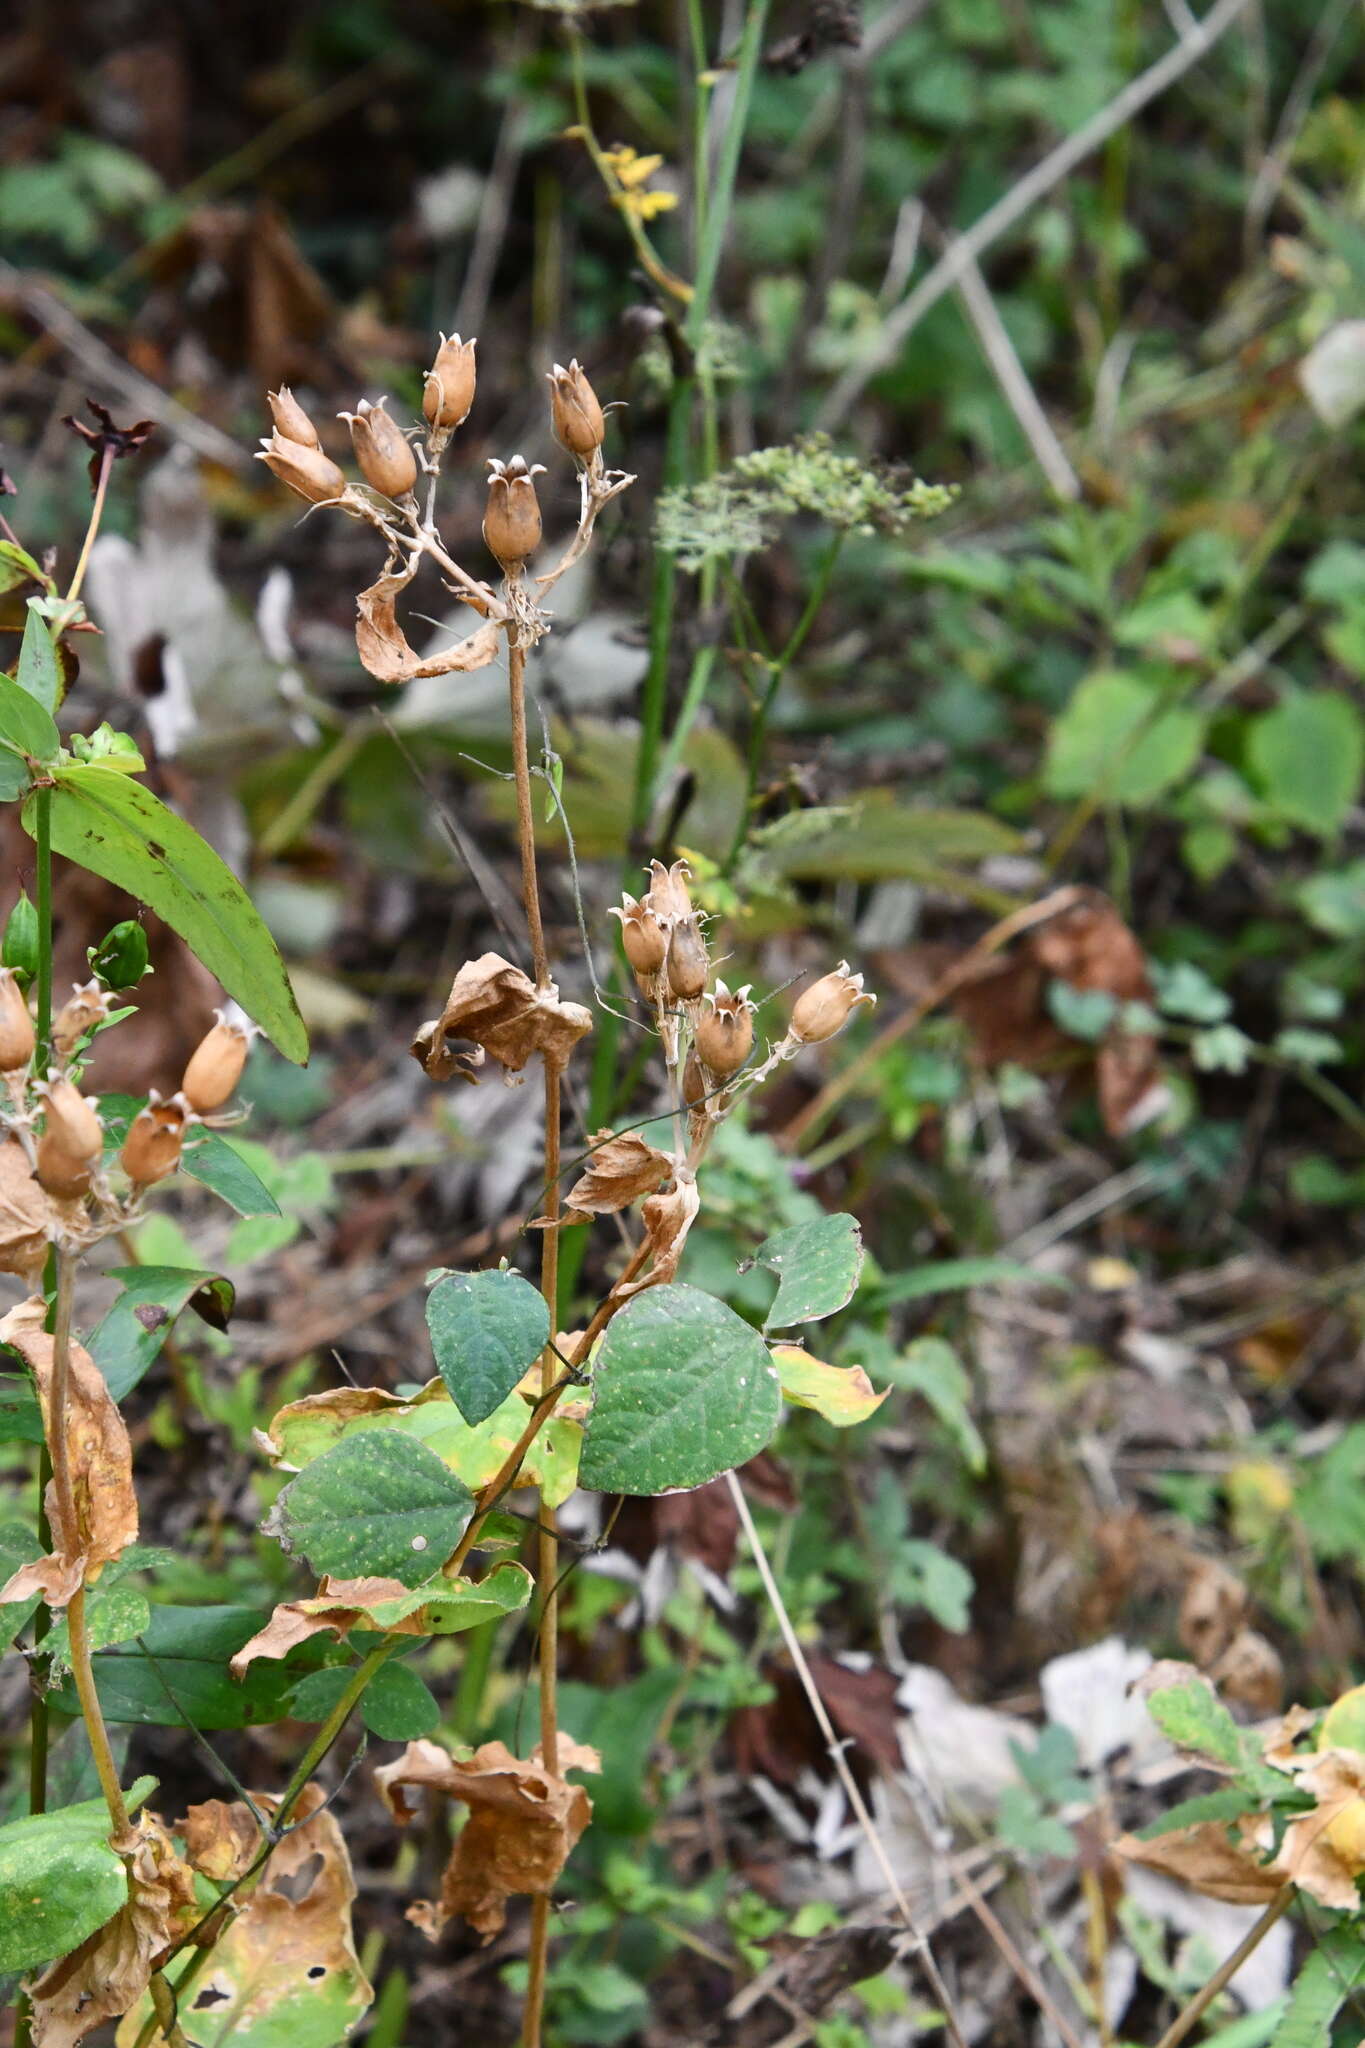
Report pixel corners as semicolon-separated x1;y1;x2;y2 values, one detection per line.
603;145;679;220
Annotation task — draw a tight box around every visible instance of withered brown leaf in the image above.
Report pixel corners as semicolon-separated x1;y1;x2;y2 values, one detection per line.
412;952;592;1084
560;1129;675;1222
229;1575;430;1676
0;1137;53;1287
356;566;502;685
0;1297;138;1608
375;1735;600;1943
1113;1816;1280;1907
616;1175;700;1295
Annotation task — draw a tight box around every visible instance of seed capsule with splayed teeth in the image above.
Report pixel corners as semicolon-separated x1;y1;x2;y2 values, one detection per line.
182;1015;253;1114
36;1077;102;1198
665;922;709;1003
483;456;546;573
790;962;876;1044
609;893;667;985
267;387;321;449
256;430;347;505
121;1091;190;1188
548;358;606;459
53;980;115;1061
341;398;418;500
695;980;755;1077
423;333;477;443
0;969;35;1073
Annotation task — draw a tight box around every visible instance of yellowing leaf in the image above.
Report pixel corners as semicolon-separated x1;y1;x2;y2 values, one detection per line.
772;1345;887;1427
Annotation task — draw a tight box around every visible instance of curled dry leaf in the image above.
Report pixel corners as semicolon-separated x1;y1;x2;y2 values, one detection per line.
355;566;502;685
412;952;592;1085
1114;1815;1279;1908
0;1138;53;1287
31;1812;197;2048
180;1799;259;1884
560;1129;675;1222
375;1735;600;1943
0;1298;137;1608
616;1176;700;1295
118;1788;371;2048
229;1574;430;1676
1274;1747;1365;1911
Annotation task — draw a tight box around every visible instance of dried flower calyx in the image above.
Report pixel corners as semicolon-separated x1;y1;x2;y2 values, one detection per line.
52;979;115;1061
790;961;875;1044
609;893;667;988
36;1077;102;1198
483;456;546;574
257;427;346;505
548;359;606;460
413;953;593;1085
267;387;321;448
695;980;755;1078
341;398;418;501
424;333;477;446
121;1090;191;1187
182;1013;254;1113
561;1130;675;1221
642;859;709;1003
0;968;35;1073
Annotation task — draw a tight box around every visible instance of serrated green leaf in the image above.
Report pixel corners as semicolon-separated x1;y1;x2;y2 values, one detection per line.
580;1284;781;1495
756;1213;863;1329
25;764;307;1061
426;1268;550;1425
1248;691;1365;835
269;1432;474;1586
1269;1927;1365;2048
16;603;60;714
1136;1787;1260;1839
88;1265;236;1400
0;1778;155;1974
1145;1679;1244;1768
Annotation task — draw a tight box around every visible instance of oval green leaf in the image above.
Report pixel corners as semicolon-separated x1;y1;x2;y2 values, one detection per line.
89;1265;236;1401
0;1778;156;1974
426;1267;550;1424
772;1344;887;1426
0;671;60;764
756;1213;863;1329
25;764;308;1062
579;1284;780;1495
269;1431;475;1587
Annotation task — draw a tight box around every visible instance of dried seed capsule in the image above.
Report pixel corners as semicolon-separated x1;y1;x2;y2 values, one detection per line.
423;333;477;442
2;893;38;985
267;387;321;449
609;894;667;982
121;1091;188;1188
790;961;875;1044
682;1049;707;1113
695;980;755;1078
88;919;151;990
182;1016;251;1113
643;858;694;928
53;980;114;1061
483;456;546;573
0;968;35;1072
341;398;418;500
256;430;347;505
547;358;606;460
665;921;709;1004
36;1077;102;1198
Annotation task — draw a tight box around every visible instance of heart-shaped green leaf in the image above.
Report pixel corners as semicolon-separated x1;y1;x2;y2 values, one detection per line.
269;1432;475;1586
426;1267;550;1424
756;1214;863;1329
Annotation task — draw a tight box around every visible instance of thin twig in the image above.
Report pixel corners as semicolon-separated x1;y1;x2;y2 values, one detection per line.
1151;1884;1295;2048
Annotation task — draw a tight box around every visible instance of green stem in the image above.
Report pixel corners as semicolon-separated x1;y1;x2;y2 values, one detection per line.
34;784;52;1065
684;0;772;351
452;1617;500;1742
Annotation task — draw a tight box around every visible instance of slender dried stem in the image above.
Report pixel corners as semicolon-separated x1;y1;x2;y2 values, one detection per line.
1151;1884;1294;2048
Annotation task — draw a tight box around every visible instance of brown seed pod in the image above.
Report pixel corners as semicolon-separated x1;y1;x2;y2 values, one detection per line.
36;1078;102;1198
256;431;347;505
665;922;709;1003
609;894;667;983
267;387;321;449
682;1049;707;1113
547;358;606;460
423;333;477;442
695;980;755;1078
643;859;694;928
53;980;114;1062
120;1092;189;1188
341;398;418;500
790;962;875;1044
182;1017;252;1113
483;456;546;573
0;969;35;1073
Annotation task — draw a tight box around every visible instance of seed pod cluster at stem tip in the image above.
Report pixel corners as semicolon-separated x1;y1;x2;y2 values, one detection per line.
340;397;418;501
483;456;547;574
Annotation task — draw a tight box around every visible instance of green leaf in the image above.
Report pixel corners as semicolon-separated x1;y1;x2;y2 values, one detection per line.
0;540;49;592
1319;1684;1365;1754
49;1606;325;1728
16;603;60;715
1145;1680;1243;1769
182;1133;282;1217
426;1267;550;1425
269;1432;475;1586
580;1284;781;1495
873;1258;1067;1306
771;1344;887;1426
356;1560;533;1636
1136;1787;1260;1839
1298;861;1365;938
1269;1928;1365;2048
88;1265;236;1401
0;671;60;763
0;1374;44;1444
0;1519;43;1641
881;1337;987;1474
1046;981;1116;1042
899;1539;974;1632
45;1585;152;1677
290;1660;441;1741
755;1214;863;1329
0;1778;155;1973
1192;1024;1254;1075
1248;690;1365;835
0;748;29;801
1044;671;1204;807
25;764;308;1062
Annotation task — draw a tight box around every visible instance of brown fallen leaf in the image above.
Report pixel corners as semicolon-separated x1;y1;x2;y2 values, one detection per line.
0;1138;52;1287
1274;1748;1365;1911
31;1811;198;2048
412;953;593;1085
1210;1628;1283;1717
356;565;503;685
0;1297;138;1608
374;1735;600;1943
229;1575;430;1676
560;1128;675;1221
120;1788;371;2048
1178;1559;1247;1668
1114;1815;1280;1907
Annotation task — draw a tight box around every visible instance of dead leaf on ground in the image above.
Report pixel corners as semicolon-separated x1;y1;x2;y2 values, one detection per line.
1179;1559;1247;1668
731;1654;902;1787
557;1128;675;1222
32;1811;197;2048
1210;1629;1283;1717
412;953;593;1085
1114;1815;1280;1907
374;1735;600;1943
0;1139;53;1287
118;1787;371;2048
229;1575;431;1675
0;1297;138;1608
356;566;502;685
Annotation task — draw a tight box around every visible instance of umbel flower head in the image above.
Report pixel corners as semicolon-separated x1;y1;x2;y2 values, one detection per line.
340;398;418;501
424;333;478;445
483;456;547;573
548;359;606;460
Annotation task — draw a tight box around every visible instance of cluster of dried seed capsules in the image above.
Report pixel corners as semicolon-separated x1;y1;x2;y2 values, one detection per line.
0;969;253;1202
